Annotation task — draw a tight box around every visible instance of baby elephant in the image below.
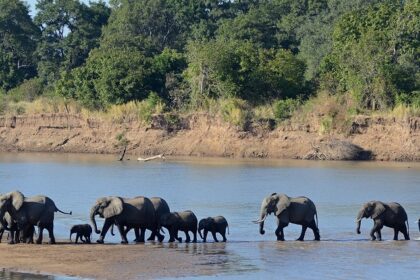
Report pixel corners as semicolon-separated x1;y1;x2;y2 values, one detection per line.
198;216;229;242
160;211;198;243
70;224;92;244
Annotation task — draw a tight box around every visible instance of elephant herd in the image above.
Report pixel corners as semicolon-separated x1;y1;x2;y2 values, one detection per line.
0;190;417;245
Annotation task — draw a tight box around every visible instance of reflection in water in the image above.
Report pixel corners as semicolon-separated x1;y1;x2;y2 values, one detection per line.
0;270;53;280
0;153;419;279
0;270;83;280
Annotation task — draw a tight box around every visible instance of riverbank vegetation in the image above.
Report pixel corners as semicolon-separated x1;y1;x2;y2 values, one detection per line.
0;0;419;130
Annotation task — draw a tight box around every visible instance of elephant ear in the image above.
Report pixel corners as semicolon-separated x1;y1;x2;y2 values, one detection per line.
371;201;386;219
275;194;291;216
8;191;24;211
102;197;124;218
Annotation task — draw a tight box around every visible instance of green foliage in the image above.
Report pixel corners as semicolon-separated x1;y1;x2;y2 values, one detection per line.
320;1;419;110
137;92;166;123
7;78;44;102
0;0;40;90
220;98;250;129
35;0;110;83
1;0;418;121
273;98;301;121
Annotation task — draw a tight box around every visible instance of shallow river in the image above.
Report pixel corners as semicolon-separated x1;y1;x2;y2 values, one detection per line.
0;153;419;279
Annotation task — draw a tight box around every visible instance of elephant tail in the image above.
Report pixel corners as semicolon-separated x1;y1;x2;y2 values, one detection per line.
55;206;72;215
227;224;230;235
406;220;410;238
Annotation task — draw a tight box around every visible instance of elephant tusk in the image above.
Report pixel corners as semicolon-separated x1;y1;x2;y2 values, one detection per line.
253;215;267;224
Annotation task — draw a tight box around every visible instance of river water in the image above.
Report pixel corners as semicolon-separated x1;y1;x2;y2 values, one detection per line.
0;153;419;279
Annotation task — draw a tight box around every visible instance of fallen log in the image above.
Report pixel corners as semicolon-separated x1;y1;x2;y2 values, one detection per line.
137;154;165;162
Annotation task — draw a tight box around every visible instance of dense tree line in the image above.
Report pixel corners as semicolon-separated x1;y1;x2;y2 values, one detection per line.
0;0;418;114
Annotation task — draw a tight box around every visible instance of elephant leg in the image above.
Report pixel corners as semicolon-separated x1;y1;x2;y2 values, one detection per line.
46;224;55;244
184;231;191;243
117;224;128;244
297;225;307;241
309;220;320;241
36;227;44;244
370;220;382;241
75;233;79;244
275;223;287;241
400;224;410;240
147;229;156;241
211;231;219;242
393;228;399;241
0;229;4;243
203;230;208;242
175;229;182;242
137;227;146;243
97;219;112;244
221;228;227;242
192;230;197;243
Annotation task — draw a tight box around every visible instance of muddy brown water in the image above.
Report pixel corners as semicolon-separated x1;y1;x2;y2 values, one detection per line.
0;153;419;279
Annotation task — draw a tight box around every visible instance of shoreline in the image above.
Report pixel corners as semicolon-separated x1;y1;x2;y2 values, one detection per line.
0;113;418;162
0;242;228;280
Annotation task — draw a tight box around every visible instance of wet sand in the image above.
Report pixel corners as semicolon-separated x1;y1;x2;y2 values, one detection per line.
0;241;226;279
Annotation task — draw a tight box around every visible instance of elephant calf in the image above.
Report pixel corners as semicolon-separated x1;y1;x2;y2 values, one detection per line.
198;216;229;242
160;211;198;243
70;224;92;244
356;201;410;241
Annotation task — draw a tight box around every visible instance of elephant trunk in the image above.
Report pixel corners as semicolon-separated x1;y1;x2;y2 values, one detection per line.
256;211;267;235
0;210;11;231
355;209;364;234
69;231;73;242
90;206;100;234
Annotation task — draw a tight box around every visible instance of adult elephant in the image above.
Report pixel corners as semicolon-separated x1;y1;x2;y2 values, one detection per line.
0;191;72;244
90;196;156;244
356;201;409;241
253;193;320;241
148;197;170;242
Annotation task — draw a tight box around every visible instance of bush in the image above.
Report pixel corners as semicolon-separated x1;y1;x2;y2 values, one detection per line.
138;92;166;123
7;78;44;102
273;98;300;121
219;98;250;129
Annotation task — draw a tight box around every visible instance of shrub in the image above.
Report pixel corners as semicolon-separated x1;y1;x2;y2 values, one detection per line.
138;92;166;123
273;98;300;121
7;78;43;102
219;98;250;129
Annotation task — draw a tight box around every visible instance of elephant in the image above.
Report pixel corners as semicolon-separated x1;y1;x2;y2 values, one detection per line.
90;196;156;244
356;201;410;241
418;218;420;232
70;224;92;244
159;211;198;243
253;193;320;241
198;216;229;242
147;197;170;242
0;191;72;244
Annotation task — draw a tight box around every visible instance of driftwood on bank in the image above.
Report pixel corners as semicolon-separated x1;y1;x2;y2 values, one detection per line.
304;140;372;161
118;146;127;161
137;154;165;162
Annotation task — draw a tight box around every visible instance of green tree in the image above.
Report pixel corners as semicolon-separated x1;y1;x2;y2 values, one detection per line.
35;0;110;83
0;0;40;90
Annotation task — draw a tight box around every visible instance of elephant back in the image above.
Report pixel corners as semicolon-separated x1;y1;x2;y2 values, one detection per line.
124;196;156;225
150;197;170;219
289;196;317;223
387;202;408;221
24;195;57;215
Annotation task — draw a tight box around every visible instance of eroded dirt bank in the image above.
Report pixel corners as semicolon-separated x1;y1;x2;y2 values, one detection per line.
0;242;228;279
0;113;418;161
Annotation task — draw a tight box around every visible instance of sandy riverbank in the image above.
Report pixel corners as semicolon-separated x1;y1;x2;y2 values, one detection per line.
0;241;230;279
0;113;418;161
